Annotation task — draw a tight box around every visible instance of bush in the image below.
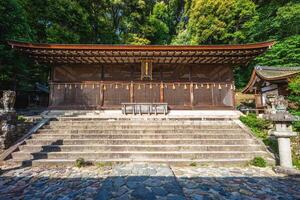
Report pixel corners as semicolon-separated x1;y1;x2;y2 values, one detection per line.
189;162;197;167
250;157;267;167
75;158;86;168
240;114;271;139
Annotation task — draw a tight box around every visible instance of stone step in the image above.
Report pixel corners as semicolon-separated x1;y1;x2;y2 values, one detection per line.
25;139;257;145
12;151;269;160
18;144;265;152
45;124;240;129
9;158;254;167
49;120;238;127
37;129;243;134
31;134;250;140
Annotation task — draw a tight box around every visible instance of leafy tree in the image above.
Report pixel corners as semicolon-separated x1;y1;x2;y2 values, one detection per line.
174;0;258;44
0;0;34;90
255;35;300;67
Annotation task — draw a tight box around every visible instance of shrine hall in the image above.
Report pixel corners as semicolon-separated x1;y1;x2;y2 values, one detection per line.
9;41;274;110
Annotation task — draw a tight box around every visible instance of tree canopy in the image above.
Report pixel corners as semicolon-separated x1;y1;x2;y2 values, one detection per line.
0;0;299;91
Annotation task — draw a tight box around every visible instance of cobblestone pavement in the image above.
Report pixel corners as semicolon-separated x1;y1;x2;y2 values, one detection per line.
172;166;300;200
0;163;300;200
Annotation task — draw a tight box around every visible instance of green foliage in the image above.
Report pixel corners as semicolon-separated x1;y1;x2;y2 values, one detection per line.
240;114;278;154
189;162;197;167
17;115;26;122
96;162;113;168
255;35;300;67
250;157;267;167
75;158;86;168
293;158;300;170
174;0;258;44
240;114;270;139
0;0;299;93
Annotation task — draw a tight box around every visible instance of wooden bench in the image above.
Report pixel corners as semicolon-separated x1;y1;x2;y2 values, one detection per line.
122;103;168;115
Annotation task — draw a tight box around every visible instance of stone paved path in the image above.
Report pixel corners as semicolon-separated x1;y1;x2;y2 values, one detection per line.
0;163;299;200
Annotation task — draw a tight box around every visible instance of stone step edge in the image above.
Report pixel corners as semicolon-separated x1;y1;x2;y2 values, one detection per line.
13;151;269;155
20;144;263;147
9;158;254;167
31;134;249;137
26;138;255;141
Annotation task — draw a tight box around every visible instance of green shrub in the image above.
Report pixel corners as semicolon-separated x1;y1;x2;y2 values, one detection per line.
250;157;267;167
75;158;86;168
293;157;300;170
263;137;279;154
96;162;113;168
189;162;197;167
240;114;271;139
17;115;26;122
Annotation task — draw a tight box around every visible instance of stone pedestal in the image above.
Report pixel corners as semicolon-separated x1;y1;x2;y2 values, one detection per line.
271;123;297;168
0;111;17;150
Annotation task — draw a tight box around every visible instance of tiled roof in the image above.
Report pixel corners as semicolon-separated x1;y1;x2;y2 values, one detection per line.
242;66;300;94
255;66;300;80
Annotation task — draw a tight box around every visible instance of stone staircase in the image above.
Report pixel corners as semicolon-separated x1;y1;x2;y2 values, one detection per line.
8;118;274;167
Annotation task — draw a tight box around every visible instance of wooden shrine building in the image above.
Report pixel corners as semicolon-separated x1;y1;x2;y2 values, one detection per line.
9;41;273;110
242;66;300;111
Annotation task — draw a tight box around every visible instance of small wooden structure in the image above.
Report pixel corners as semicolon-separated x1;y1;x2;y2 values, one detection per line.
242;66;300;111
9;41;273;110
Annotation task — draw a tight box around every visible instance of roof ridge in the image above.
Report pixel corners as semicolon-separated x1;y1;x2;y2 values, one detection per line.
256;66;300;71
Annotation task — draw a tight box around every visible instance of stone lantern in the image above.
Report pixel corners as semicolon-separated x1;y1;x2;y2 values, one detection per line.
264;95;299;169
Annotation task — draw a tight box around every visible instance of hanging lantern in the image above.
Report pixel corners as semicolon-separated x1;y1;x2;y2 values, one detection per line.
233;85;236;90
172;84;176;90
97;84;100;88
65;84;67;88
74;84;77;88
115;84;118;89
103;85;107;91
225;84;228;88
207;84;210;89
184;84;187;90
213;83;216;87
80;84;83;90
218;84;221;90
195;84;199;89
69;84;72;89
149;84;153;89
57;85;61;90
165;84;168;88
138;84;141;90
201;84;203;88
92;84;95;89
230;84;233;90
126;84;129;90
